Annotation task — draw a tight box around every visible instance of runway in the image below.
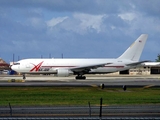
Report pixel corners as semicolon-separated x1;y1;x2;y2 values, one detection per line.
0;75;160;119
0;75;160;87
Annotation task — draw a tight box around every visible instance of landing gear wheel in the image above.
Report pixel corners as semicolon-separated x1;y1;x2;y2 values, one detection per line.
75;75;86;80
82;76;86;79
23;74;26;80
75;76;79;79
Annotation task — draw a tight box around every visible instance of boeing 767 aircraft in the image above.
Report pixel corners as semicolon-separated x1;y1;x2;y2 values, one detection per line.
11;34;148;79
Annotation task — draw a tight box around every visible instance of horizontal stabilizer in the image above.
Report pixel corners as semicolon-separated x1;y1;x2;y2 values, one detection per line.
126;60;150;66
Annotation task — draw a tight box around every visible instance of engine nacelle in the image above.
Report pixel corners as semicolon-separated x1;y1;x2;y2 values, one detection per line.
56;69;73;77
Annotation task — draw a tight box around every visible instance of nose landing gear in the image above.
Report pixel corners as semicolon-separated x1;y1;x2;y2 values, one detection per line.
22;74;26;80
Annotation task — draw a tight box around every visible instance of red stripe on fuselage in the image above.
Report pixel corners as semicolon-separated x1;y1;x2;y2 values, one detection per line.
40;66;124;68
41;66;76;68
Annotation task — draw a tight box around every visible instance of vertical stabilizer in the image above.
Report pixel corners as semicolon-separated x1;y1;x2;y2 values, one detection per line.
118;34;148;61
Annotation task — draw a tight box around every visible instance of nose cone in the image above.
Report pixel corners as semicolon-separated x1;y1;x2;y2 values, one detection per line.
11;65;18;71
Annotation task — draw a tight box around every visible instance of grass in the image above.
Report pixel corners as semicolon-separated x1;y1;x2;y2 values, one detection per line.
0;87;160;106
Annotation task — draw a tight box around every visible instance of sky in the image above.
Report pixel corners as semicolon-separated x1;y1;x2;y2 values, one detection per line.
0;0;160;63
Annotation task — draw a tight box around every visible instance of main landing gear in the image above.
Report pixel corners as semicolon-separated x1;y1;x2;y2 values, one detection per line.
22;74;26;80
75;75;86;80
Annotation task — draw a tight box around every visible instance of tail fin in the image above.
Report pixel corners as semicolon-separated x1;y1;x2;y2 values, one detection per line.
118;34;148;61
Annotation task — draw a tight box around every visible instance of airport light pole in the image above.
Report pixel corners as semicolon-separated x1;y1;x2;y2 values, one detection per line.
62;53;63;59
13;54;15;64
99;98;103;119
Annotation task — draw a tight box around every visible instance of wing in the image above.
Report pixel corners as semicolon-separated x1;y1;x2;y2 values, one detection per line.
70;63;112;72
126;60;150;66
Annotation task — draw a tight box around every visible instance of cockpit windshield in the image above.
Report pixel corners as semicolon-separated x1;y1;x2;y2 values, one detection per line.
13;63;20;65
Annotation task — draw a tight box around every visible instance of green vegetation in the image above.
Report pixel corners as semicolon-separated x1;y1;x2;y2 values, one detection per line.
155;54;160;62
0;87;160;106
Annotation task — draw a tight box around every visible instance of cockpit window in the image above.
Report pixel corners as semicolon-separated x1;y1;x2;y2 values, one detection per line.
13;63;20;65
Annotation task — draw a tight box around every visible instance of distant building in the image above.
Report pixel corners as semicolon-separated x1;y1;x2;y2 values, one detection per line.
120;62;160;75
0;58;10;71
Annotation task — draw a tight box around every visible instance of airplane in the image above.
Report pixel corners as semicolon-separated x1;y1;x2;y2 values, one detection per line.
11;34;148;80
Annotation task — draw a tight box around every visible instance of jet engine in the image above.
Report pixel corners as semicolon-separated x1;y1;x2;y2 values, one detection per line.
56;69;73;77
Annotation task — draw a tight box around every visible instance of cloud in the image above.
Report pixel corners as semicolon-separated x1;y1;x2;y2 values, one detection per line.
46;16;68;27
0;0;160;62
73;13;106;33
118;12;137;21
46;13;106;35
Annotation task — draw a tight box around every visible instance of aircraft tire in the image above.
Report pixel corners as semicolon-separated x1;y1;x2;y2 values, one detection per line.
82;76;86;79
75;76;86;80
76;76;81;79
23;74;26;80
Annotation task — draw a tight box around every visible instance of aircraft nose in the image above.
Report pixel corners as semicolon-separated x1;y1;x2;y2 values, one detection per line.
11;65;18;71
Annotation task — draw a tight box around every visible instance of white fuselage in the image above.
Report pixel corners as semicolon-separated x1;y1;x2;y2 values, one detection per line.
11;58;135;74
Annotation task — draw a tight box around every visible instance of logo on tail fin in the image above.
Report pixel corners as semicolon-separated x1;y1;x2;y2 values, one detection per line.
139;40;142;42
